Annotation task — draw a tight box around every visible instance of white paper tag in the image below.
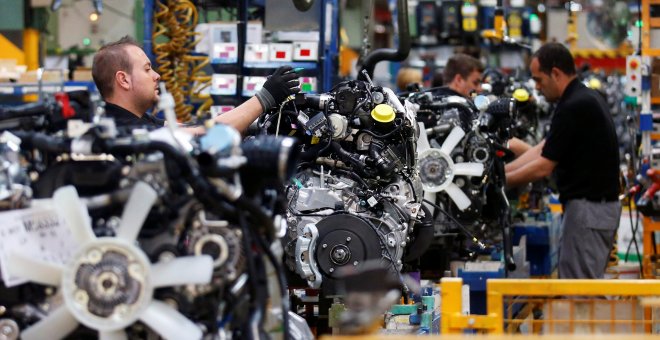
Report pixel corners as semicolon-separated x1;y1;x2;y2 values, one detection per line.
0;205;78;287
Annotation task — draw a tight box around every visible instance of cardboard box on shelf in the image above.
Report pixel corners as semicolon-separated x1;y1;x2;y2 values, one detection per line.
211;74;237;95
18;69;66;83
652;74;660;98
293;42;318;61
245;44;269;63
73;68;93;81
212;43;238;63
0;59;26;82
269;43;293;62
653;57;660;75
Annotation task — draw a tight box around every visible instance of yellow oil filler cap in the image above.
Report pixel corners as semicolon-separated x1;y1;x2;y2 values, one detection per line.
371;104;396;123
512;88;529;102
588;78;602;90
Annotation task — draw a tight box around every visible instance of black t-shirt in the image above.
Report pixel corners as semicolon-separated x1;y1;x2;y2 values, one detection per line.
541;79;619;203
430;86;463;98
104;102;165;128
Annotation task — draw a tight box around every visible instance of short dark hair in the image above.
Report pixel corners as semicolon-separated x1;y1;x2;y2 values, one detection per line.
92;36;141;99
443;53;483;85
532;42;576;76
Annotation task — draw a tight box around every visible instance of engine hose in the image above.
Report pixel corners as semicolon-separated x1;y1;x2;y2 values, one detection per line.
501;220;517;272
237;214;266;340
0;102;50;120
331;168;369;189
422;198;486;250
330;142;371;177
153;0;210;123
360;122;402;139
299;143;328;162
403;203;434;262
254;231;291;340
12;131;71;153
368;140;395;178
102;140;241;218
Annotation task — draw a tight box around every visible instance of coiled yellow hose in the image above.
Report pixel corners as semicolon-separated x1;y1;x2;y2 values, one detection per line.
152;0;212;122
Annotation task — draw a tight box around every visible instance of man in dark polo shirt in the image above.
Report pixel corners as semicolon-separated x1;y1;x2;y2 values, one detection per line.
92;36;299;132
505;43;621;279
433;53;483;99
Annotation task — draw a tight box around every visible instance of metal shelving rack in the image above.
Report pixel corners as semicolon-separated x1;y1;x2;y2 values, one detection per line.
0;81;97;96
144;0;339;108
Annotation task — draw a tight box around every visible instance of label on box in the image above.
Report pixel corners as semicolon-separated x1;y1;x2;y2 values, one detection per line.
243;76;267;97
246;22;263;44
211;74;237;95
245;44;270;63
293;42;318;61
269;43;293;62
212;43;238;63
210;23;238;43
211;105;235;118
0;204;79;287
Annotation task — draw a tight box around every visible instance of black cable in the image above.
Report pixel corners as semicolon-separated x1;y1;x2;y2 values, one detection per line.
237;213;265;339
317;103;335;155
422;198;486;249
330;168;370;189
625;198;636;261
254;231;291;340
359;122;403;139
362;215;405;281
625;198;644;275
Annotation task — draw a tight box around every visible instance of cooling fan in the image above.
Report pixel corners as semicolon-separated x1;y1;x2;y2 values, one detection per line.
417;125;484;210
6;182;214;340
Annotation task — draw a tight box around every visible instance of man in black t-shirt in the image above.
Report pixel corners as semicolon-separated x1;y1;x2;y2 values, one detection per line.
505;43;621;279
430;53;531;156
92;36;299;132
433;53;483;98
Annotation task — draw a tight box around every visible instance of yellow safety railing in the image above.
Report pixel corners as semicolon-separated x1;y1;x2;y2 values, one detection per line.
441;278;660;334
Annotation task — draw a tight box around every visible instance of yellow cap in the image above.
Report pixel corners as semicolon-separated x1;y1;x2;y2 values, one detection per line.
512;88;529;102
588;78;602;90
371;104;396;123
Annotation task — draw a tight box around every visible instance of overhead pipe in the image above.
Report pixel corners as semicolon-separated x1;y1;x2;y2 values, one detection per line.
358;0;410;81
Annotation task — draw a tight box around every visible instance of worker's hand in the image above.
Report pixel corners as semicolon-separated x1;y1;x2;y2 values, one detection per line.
255;66;300;112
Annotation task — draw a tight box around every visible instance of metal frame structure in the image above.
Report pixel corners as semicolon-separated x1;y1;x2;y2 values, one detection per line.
441;278;660;334
142;0;340;94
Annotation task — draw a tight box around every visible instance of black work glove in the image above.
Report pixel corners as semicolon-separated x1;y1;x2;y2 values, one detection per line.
255;66;300;111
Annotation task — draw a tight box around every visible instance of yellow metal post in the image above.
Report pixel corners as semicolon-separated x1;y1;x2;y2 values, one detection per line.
487;290;504;333
23;28;39;71
440;278;463;334
487;279;660;296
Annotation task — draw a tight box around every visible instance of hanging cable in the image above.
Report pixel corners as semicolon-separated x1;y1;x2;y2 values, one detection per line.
152;0;211;123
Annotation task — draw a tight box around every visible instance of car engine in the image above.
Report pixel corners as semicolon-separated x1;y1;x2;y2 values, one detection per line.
258;79;428;293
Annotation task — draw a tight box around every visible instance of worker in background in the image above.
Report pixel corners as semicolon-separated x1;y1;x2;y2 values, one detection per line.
432;53;482;98
430;53;530;156
505;43;621;279
396;67;423;93
91;36;299;133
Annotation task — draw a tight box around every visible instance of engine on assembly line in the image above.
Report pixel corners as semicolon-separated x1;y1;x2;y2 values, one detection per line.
258;80;429;293
406;89;519;271
0;98;304;339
